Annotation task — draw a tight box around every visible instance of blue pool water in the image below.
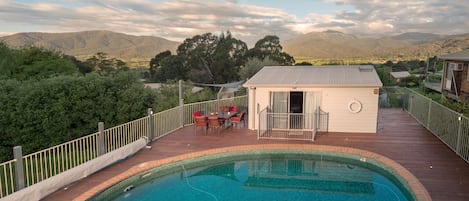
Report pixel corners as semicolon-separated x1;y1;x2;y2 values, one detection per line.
92;152;414;201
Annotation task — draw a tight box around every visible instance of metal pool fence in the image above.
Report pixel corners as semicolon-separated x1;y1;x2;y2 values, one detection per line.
405;88;469;163
380;87;469;163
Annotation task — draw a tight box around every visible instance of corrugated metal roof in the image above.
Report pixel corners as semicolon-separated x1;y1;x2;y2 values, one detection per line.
439;49;469;61
243;65;383;87
390;71;410;79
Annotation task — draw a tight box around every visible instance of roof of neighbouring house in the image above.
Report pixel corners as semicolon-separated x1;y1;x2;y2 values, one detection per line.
439;49;469;61
390;71;411;79
144;83;205;93
243;65;383;88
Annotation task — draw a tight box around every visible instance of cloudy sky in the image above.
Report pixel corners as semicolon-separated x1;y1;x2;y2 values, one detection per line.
1;0;468;44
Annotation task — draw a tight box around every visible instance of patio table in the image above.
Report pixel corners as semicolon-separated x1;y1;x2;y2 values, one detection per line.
210;112;237;128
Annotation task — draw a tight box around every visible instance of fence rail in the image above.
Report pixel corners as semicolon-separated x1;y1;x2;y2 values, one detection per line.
104;116;148;153
183;96;248;126
258;107;329;141
258;107;269;140
0;95;247;199
405;88;469;163
152;107;181;140
22;132;100;187
0;160;15;197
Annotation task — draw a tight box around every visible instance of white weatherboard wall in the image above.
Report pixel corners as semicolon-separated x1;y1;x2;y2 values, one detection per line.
321;87;379;133
249;86;379;133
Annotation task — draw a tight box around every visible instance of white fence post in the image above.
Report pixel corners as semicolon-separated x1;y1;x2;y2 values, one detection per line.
147;108;154;143
98;122;105;156
408;93;413;114
456;114;463;155
179;80;184;128
13;146;24;190
426;101;432;129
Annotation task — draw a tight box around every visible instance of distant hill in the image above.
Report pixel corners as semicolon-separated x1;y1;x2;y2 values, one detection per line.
390;32;451;45
0;30;180;66
282;31;409;58
2;30;469;66
283;31;469;60
385;33;469;57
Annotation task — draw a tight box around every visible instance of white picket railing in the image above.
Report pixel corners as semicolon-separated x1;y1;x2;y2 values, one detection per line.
0;95;247;198
0;160;15;197
258;107;329;141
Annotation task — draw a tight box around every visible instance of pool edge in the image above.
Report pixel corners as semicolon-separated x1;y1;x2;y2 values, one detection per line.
75;144;432;201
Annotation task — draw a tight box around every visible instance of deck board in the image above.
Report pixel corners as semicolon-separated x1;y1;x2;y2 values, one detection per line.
42;109;469;201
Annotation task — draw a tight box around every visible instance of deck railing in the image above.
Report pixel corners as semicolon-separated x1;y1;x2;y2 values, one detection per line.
317;107;329;132
183;96;248;126
103;116;149;153
257;107;270;140
405;88;469;163
0;95;247;199
22;133;100;187
258;107;329;141
0;160;15;198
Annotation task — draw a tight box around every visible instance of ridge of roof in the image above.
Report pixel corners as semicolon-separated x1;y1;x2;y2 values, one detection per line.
439;49;469;61
243;65;383;87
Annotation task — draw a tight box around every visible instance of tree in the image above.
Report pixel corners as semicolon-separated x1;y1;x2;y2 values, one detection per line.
210;32;247;83
0;43;78;80
86;52;129;75
177;33;218;83
240;57;279;80
246;35;295;65
0;42;19;79
177;31;247;84
375;65;396;86
149;50;172;80
153;55;186;82
295;61;313;66
0;71;157;162
384;60;394;67
64;55;93;75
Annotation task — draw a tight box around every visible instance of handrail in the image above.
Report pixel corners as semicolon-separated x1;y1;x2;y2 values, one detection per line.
257;110;328;141
404;88;469;163
0;95;247;198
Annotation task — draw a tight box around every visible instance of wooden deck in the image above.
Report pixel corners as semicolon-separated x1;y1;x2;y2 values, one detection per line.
43;109;469;201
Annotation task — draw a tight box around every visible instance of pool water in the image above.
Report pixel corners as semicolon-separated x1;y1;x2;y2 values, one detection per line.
94;152;413;201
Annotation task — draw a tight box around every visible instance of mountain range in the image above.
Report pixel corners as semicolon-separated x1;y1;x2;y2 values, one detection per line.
0;30;179;66
1;30;469;66
282;30;469;59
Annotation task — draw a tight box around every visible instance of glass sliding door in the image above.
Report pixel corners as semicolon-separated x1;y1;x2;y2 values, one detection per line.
270;91;319;130
271;92;288;129
304;92;317;129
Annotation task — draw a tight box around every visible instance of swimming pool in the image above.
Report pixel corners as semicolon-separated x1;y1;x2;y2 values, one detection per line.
90;148;420;201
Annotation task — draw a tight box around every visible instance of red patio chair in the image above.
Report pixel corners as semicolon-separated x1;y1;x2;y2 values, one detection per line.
208;116;224;134
193;115;208;134
231;112;245;128
230;106;238;113
192;111;202;118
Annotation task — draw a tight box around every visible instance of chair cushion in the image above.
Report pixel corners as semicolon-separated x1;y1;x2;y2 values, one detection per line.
192;111;202;117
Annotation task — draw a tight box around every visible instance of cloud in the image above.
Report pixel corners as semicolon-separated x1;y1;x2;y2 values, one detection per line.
0;0;468;45
324;0;469;36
